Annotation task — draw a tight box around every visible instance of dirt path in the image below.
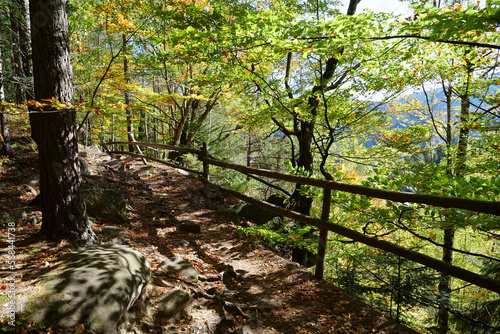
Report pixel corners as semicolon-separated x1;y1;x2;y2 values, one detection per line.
0;148;420;334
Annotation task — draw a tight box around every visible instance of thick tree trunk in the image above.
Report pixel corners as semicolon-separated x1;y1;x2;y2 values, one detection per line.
30;111;94;241
29;0;94;243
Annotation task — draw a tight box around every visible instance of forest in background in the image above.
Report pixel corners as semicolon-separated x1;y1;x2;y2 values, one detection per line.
1;0;499;333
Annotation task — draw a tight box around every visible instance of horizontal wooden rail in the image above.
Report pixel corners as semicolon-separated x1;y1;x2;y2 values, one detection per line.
108;151;202;175
201;179;500;294
107;141;201;155
200;157;500;216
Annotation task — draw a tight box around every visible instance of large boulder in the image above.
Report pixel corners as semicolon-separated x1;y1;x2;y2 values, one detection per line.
81;183;128;224
227;203;276;226
78;157;93;176
27;244;150;334
227;194;286;226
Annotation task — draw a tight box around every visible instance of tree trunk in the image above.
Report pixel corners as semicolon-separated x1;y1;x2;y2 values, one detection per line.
289;2;358;215
9;6;26;103
0;44;12;156
123;34;134;153
437;226;455;333
18;0;33;99
29;0;94;243
287;0;359;266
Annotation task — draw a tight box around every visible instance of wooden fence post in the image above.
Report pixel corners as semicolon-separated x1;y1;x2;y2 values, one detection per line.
315;187;331;279
202;142;211;208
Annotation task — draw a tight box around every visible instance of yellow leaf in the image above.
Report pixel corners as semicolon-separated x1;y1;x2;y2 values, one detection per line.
75;323;85;334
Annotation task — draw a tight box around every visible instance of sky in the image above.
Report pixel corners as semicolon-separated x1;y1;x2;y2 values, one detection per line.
340;0;412;16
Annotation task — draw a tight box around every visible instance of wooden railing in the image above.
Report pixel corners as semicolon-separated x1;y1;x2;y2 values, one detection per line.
104;141;500;294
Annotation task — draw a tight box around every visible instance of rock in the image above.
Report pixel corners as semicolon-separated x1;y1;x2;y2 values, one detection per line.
0;210;27;222
86;144;102;155
225;195;286;225
78;157;93;176
232;326;254;334
0;183;6;190
228;203;277;226
102;189;127;215
175;239;190;249
133;166;154;178
102;226;126;236
156;288;191;321
222;265;238;286
255;296;283;313
110;238;125;245
22;184;38;196
25;216;39;225
292;248;317;268
266;216;283;231
175;168;190;176
29;179;39;187
27;244;150;334
107;159;124;170
81;184;128;224
159;257;198;283
178;221;201;234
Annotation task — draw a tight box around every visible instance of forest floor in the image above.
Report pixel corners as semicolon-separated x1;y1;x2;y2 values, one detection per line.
0;137;420;334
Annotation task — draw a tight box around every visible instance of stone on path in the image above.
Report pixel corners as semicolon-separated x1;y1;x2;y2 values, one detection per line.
232;326;254;334
102;225;126;236
159;256;199;283
175;168;190;176
178;220;201;234
133;165;155;178
0;210;27;222
27;244;150;334
156;288;191;321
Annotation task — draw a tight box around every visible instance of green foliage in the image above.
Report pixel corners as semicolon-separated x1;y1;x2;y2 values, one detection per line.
235;221;318;253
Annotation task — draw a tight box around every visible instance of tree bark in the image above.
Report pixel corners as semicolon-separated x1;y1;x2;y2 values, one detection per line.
9;6;27;103
18;0;33;99
29;0;95;243
0;41;12;156
123;34;134;153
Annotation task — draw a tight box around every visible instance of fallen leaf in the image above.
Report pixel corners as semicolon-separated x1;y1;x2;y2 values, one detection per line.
75;323;85;334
